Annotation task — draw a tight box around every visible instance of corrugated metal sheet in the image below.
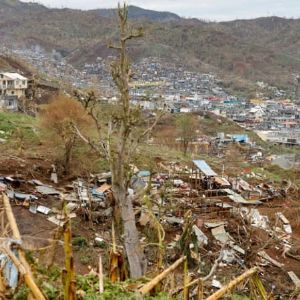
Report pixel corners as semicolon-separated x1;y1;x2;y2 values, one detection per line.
222;189;262;204
227;190;262;205
192;160;217;177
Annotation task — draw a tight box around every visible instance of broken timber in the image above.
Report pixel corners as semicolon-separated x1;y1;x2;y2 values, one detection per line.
2;193;46;300
139;256;186;296
206;267;258;300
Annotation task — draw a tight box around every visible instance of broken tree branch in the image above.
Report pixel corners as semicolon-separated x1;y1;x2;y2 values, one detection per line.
73;124;110;160
121;30;143;42
206;267;258;300
139;256;186;296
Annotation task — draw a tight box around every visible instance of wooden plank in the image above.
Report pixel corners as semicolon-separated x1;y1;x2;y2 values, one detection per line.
288;271;300;288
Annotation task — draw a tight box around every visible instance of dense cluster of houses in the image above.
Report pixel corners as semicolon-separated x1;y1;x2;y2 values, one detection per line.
3;45;300;147
216;98;300;146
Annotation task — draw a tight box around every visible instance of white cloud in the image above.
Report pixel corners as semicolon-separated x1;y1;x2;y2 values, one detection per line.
21;0;300;21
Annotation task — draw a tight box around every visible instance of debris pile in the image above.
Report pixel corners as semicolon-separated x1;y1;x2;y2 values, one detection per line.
0;156;299;298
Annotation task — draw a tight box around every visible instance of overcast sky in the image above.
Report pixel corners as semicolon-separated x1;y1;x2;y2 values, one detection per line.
21;0;300;21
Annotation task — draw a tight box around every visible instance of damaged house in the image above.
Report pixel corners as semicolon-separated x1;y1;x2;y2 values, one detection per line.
0;72;28;111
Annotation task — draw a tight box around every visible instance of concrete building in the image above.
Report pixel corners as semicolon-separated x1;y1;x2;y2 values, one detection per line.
0;72;28;110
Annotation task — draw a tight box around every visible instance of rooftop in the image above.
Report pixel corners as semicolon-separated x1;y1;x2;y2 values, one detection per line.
0;72;27;80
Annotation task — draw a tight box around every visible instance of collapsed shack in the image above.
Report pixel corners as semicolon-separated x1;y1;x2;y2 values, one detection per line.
188;159;280;205
191;160;218;190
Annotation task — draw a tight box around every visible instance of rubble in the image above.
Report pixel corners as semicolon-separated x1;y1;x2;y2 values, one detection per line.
164;216;184;225
221;249;236;264
0;151;298;298
211;225;231;244
247;208;269;229
36;185;60;196
192;225;208;246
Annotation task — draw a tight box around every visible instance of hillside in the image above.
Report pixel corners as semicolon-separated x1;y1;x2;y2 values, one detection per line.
1;1;300;95
0;55;33;76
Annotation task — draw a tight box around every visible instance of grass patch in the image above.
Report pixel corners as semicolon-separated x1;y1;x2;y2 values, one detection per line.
0;112;39;144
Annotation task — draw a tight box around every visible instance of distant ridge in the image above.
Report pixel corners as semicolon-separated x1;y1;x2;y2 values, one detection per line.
1;0;47;11
93;5;181;22
4;0;300;95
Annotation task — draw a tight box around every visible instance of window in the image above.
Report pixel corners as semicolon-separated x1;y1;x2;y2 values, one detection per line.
22;80;26;85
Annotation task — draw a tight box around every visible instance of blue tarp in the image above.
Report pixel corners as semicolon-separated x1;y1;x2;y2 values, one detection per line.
91;188;105;199
231;134;249;143
193;160;217;177
0;250;19;289
137;170;151;177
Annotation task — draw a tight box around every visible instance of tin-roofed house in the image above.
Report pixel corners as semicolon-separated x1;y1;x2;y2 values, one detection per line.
0;72;28;111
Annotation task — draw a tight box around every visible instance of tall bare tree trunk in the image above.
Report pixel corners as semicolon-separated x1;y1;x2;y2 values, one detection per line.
112;182;144;277
107;4;145;278
75;3;147;278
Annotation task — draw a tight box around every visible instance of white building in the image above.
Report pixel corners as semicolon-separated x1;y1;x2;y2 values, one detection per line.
0;72;28;110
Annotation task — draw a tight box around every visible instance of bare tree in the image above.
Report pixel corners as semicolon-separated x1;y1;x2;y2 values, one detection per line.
74;4;162;278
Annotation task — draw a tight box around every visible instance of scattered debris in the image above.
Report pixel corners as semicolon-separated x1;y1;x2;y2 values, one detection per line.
164;216;184;225
211;225;231;244
192;225;208;246
211;279;223;289
47;216;65;227
221;249;236;264
36;185;60;196
36;205;51;215
248;209;269;229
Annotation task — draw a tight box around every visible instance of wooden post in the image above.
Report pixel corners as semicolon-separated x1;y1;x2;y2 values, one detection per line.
63;216;76;300
2;194;46;300
206;267;258;300
183;259;189;300
139;256;186;296
99;254;104;294
197;279;203;300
